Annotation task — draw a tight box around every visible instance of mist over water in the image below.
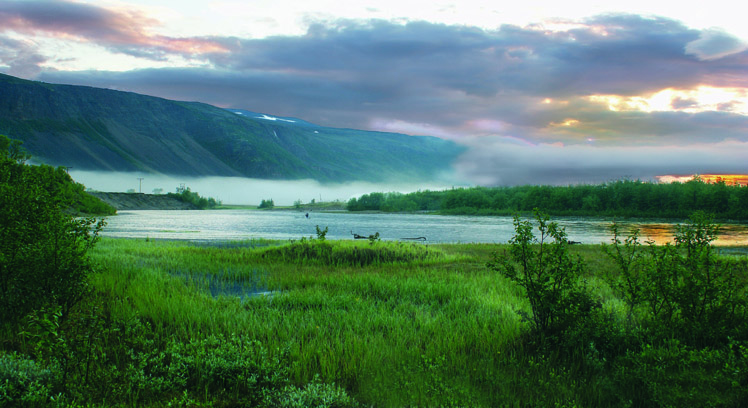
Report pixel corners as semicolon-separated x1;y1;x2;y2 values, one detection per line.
69;171;458;206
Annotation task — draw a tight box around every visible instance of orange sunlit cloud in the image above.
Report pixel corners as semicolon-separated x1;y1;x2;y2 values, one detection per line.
587;86;748;115
656;174;748;185
550;118;580;127
151;37;230;54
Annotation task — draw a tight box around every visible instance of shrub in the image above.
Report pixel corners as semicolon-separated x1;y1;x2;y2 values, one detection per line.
122;334;291;406
0;351;59;405
613;339;748;407
0;135;105;327
315;225;329;241
265;375;360;408
488;209;594;338
605;212;748;346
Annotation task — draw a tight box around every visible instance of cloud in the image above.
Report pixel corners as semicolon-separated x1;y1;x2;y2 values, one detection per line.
3;3;748;186
0;35;46;76
685;28;748;61
0;0;229;61
36;15;748;145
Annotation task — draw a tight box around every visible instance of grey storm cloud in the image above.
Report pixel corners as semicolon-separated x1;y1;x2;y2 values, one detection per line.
0;35;46;77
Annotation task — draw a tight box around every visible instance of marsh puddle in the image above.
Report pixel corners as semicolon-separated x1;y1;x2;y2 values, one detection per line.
172;268;277;299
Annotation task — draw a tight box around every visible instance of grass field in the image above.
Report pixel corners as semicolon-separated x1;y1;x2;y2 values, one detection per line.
88;238;519;406
4;229;746;407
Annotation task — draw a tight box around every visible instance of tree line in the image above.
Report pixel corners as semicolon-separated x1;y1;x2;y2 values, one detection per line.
168;187;221;209
347;178;748;219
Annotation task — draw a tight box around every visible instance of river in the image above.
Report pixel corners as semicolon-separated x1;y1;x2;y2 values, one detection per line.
99;210;748;246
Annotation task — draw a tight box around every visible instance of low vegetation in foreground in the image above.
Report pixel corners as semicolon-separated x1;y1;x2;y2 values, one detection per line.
2;135;748;407
3;213;748;406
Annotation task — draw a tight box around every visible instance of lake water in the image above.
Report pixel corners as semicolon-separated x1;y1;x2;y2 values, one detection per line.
100;210;748;246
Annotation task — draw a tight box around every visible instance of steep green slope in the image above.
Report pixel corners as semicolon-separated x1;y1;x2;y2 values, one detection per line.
0;74;464;182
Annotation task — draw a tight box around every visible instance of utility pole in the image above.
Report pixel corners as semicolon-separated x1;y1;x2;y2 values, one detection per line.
137;177;144;193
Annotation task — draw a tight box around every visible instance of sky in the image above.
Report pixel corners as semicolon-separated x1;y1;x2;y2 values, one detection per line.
1;0;748;186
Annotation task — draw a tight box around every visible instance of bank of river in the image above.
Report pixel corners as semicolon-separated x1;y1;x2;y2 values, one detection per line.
100;209;748;246
90;192;198;210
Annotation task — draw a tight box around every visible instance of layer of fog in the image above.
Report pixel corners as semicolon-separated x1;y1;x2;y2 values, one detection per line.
454;137;748;186
69;138;748;201
68;171;458;206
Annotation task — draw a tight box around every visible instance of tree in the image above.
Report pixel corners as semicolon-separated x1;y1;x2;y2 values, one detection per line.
0;135;104;327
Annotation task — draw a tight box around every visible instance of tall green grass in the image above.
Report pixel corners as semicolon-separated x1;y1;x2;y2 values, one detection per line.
79;237;748;407
87;238;526;406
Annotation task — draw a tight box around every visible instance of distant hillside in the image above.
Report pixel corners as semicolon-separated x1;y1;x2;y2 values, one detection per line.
0;73;464;182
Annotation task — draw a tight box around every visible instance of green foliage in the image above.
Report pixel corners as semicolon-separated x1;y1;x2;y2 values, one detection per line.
0;351;59;405
265;375;360;408
348;180;748;219
315;225;329;241
3;195;747;407
605;212;748;345
602;223;647;320
123;334;292;406
614;339;748;408
367;232;380;244
261;239;442;266
488;210;594;336
0;135;105;327
259;198;275;209
168;187;220;209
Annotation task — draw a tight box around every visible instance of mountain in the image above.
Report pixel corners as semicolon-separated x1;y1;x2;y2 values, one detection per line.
0;73;464;182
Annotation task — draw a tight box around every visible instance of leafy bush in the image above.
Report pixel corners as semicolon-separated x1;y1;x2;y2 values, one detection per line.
121;333;292;406
315;225;328;241
265;375;360;408
0;352;59;405
605;212;748;346
0;135;105;327
488;210;595;337
613;339;748;408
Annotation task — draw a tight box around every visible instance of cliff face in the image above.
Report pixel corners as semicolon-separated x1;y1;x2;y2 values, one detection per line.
89;192;198;210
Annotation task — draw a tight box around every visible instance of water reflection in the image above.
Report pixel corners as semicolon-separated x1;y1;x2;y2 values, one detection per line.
100;210;748;246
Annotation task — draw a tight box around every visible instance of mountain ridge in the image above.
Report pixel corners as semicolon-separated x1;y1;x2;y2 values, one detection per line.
0;73;464;182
